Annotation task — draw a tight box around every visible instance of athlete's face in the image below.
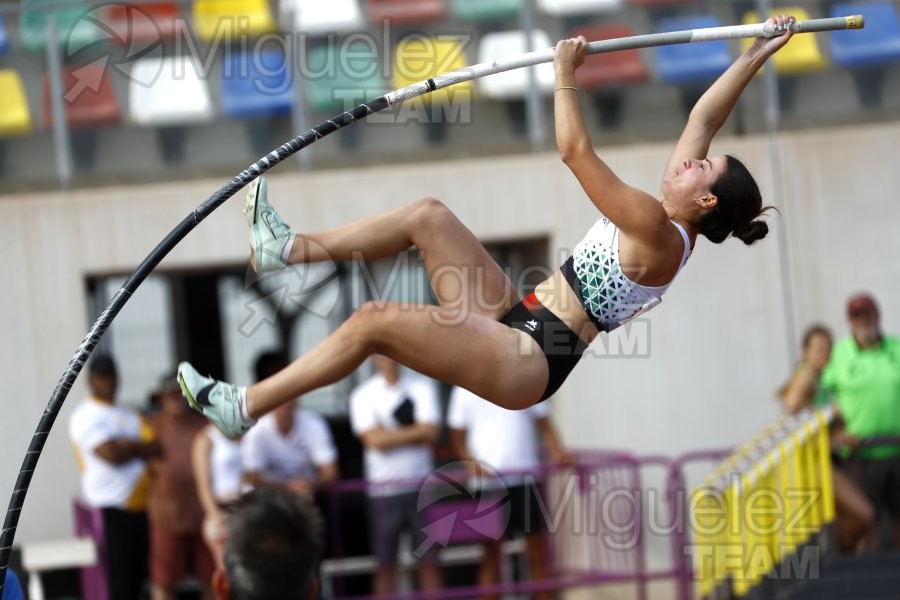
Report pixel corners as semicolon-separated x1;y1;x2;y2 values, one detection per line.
663;156;728;207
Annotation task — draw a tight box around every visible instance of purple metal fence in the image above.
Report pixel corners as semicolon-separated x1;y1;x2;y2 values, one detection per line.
318;449;733;600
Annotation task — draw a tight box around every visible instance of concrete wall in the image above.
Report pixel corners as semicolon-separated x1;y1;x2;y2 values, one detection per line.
1;121;899;546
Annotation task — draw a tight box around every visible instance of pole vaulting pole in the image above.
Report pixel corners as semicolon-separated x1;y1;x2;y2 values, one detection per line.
0;14;863;591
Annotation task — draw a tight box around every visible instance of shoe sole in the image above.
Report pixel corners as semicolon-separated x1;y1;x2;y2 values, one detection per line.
244;177;264;228
178;370;202;414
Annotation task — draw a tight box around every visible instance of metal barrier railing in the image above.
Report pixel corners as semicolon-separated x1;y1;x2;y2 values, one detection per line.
689;407;837;599
316;449;734;600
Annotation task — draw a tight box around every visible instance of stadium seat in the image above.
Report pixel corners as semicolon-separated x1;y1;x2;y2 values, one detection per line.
476;29;555;99
42;64;121;170
654;15;732;84
193;0;275;42
829;2;900;107
285;0;365;34
653;15;733;117
42;65;121;129
572;24;649;89
220;50;293;119
220;49;294;158
629;0;691;5
129;56;214;125
0;70;33;137
19;0;103;53
393;36;474;143
450;0;521;22
393;36;475;104
0;13;9;55
741;7;829;75
129;56;214;163
366;0;447;26
830;1;900;68
571;24;649;128
536;0;623;16
105;1;181;43
742;7;829;112
306;41;385;113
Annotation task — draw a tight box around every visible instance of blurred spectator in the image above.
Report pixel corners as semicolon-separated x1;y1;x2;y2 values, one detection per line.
68;354;162;600
211;487;323;600
192;422;244;566
147;374;214;599
778;324;875;553
349;355;442;595
242;352;339;496
1;568;24;600
822;293;900;549
448;387;573;600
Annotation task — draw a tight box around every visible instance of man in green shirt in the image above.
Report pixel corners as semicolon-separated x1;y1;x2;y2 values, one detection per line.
822;293;900;548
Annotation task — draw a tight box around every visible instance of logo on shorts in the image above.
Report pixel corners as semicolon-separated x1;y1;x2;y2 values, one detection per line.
525;319;539;333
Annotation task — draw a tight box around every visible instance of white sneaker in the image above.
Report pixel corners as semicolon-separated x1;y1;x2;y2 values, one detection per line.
244;177;295;273
177;362;255;438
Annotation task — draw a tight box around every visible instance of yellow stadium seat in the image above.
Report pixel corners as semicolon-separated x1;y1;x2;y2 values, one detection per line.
193;0;275;42
742;7;829;75
0;70;33;137
392;37;475;108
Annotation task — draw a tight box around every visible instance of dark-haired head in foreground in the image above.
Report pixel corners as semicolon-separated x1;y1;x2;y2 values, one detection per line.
213;488;323;600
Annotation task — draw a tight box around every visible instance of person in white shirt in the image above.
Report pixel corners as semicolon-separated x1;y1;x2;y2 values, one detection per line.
192;423;243;564
350;356;442;595
241;352;339;496
448;387;572;600
69;354;162;600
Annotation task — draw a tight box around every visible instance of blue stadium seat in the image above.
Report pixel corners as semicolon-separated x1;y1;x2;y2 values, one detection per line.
654;15;732;84
0;13;9;55
830;2;900;68
220;49;294;157
220;49;293;119
653;15;732;117
830;2;900;107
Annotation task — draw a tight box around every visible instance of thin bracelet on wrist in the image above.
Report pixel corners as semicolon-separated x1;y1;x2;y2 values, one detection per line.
554;86;578;92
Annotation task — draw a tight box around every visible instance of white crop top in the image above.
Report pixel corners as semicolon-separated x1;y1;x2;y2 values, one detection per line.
567;215;692;332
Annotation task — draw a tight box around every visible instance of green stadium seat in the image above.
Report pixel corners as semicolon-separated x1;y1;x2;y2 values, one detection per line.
19;0;103;53
449;0;521;23
305;42;385;113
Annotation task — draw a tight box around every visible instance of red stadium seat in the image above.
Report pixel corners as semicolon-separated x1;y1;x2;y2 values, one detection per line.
42;65;121;129
571;24;649;89
105;1;181;43
366;0;447;25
